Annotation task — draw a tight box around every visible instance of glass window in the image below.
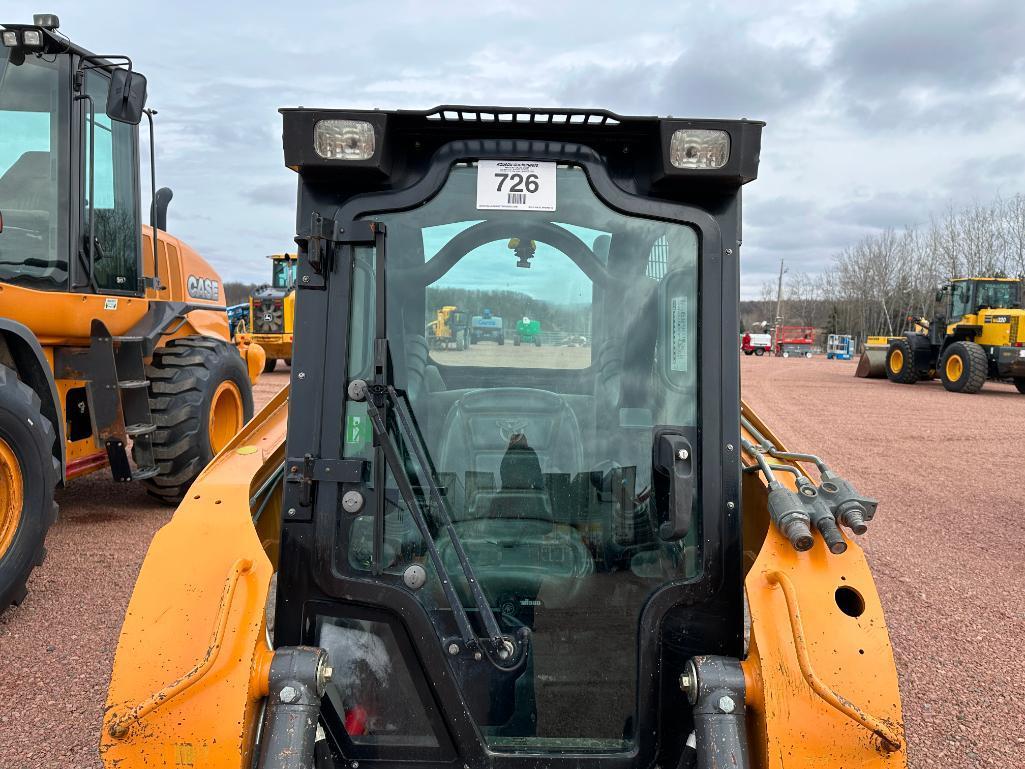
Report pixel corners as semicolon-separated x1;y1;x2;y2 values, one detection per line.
317;614;441;748
272;257;296;289
82;71;139;294
340;164;700;752
974;280;1018;311
0;49;65;287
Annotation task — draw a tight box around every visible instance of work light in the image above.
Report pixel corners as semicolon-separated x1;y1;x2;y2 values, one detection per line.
314;119;376;160
1;30;18;47
669;129;730;170
21;28;42;48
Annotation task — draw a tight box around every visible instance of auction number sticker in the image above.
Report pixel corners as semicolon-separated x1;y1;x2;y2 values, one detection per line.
476;160;556;211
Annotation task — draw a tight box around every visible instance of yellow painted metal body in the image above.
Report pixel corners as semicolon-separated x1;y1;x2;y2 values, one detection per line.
100;386;288;767
0;227;263;482
101;394;906;767
947;308;1025;346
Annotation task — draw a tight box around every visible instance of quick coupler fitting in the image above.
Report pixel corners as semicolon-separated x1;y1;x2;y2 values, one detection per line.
818;469;876;530
766;485;814;552
797;480;847;554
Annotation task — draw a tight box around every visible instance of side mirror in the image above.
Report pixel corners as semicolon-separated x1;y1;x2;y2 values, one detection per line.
105;68;147;125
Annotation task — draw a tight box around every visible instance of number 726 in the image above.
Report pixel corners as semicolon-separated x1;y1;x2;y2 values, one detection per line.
495;173;539;193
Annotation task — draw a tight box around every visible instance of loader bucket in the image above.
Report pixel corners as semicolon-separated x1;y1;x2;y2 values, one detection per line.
855;347;888;378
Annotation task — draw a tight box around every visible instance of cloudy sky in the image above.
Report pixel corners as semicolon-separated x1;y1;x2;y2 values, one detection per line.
7;0;1025;297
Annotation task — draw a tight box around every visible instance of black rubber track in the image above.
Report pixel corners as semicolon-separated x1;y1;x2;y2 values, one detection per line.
885;338;919;384
0;364;60;615
940;341;988;394
136;336;254;504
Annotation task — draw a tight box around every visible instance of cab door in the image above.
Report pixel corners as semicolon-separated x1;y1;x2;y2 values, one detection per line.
77;67;141;295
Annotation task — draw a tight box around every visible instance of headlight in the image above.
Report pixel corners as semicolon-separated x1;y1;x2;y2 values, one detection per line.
669;129;730;170
314;119;376;160
1;30;19;47
21;29;43;48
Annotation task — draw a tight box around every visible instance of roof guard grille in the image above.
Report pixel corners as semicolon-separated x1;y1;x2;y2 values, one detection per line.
424;106;622;126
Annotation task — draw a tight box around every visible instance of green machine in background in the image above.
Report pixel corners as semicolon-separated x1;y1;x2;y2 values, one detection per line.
514;317;542;346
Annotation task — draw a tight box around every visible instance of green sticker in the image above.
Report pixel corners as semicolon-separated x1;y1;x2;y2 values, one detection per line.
345;412;370;447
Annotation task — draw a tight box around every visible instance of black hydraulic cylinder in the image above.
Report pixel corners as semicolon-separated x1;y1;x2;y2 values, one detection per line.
257;646;331;769
683;656;750;769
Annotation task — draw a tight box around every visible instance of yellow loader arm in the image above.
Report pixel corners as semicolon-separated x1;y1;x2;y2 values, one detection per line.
100;388;288;768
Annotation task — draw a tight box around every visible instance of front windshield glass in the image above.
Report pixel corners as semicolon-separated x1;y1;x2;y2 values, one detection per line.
337;165;700;752
0;49;65;287
272;257;296;289
974;280;1018;310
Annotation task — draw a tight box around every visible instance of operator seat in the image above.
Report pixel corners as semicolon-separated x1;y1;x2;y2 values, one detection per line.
437;388;584;522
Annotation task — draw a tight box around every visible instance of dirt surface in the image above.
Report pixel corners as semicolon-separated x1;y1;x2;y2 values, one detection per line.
0;371;289;769
1;358;1022;767
741;356;1025;769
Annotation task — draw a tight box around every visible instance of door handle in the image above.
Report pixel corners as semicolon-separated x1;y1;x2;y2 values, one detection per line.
654;431;694;541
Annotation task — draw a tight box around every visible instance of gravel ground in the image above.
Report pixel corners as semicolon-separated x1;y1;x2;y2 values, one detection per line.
741;355;1025;769
1;359;1022;767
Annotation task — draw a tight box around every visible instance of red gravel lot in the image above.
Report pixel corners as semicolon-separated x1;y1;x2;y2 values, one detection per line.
1;359;1023;768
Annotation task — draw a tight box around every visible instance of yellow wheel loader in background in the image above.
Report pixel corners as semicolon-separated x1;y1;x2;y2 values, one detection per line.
882;277;1025;393
0;15;264;613
249;252;297;372
101;107;906;768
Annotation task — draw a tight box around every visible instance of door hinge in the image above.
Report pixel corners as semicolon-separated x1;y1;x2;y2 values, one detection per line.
285;454;365;509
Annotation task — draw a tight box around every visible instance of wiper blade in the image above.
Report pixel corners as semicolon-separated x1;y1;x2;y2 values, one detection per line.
362;383;507;656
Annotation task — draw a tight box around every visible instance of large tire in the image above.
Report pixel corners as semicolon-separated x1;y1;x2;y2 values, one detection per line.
1015;378;1025;394
284;358;292;367
939;341;988;394
885;339;918;384
0;365;59;614
754;348;764;357
263;357;277;374
138;337;255;503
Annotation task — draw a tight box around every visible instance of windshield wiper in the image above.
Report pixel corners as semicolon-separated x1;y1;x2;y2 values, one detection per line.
359;381;518;663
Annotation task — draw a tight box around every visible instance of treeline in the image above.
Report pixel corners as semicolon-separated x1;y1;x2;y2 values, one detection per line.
745;194;1025;340
427;287;591;334
224;282;259;306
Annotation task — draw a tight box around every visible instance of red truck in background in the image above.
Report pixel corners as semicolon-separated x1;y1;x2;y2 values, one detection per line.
741;332;772;356
774;325;815;357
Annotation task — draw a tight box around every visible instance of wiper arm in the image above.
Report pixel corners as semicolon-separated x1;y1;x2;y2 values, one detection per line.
360;381;513;661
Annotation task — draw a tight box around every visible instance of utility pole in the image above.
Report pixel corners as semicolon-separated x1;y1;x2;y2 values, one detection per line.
773;259;785;355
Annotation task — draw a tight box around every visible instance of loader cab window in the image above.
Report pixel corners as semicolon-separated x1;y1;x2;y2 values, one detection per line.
0;48;67;288
974;280;1018;311
81;70;140;294
340;164;701;752
272;258;296;289
949;281;972;322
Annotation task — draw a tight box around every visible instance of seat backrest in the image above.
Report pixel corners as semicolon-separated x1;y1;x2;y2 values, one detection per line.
437;388;584;481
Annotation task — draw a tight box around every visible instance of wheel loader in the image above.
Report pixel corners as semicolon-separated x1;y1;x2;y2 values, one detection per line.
250;252;297;372
0;15;264;613
100;107;907;769
883;277;1025;393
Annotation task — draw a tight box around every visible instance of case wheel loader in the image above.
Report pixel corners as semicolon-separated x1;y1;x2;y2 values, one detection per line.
101;107;907;768
883;277;1025;393
0;15;265;613
249;252;297;372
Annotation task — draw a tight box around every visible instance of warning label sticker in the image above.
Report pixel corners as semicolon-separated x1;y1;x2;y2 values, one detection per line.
670;296;690;372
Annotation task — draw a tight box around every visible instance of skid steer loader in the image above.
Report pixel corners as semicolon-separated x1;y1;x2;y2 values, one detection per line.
101;107;906;769
0;15;264;613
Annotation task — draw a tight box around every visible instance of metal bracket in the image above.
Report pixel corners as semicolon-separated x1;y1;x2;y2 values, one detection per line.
285;453;365;509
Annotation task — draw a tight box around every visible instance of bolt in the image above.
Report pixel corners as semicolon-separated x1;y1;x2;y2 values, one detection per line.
279;685;298;704
342;490;364;513
679;671;693;694
351;762;359;769
726;443;735;452
287;507;296;517
718;695;735;713
725;248;733;256
726;501;736;510
297;371;306;379
447;642;460;656
676;448;689;461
